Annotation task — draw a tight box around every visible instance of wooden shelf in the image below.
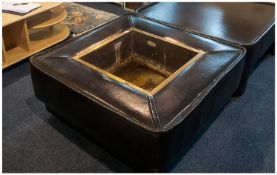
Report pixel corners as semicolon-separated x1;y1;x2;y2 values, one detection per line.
2;2;62;27
3;46;30;68
27;7;67;30
29;24;70;51
2;3;70;69
3;25;70;69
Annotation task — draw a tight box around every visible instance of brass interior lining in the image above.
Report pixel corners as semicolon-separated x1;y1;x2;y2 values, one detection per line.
72;28;205;96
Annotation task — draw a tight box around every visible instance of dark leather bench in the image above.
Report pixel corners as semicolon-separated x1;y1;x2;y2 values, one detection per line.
30;15;245;171
138;2;275;95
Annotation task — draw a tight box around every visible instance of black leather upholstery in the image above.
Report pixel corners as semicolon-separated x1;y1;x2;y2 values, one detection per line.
138;2;275;95
30;15;245;171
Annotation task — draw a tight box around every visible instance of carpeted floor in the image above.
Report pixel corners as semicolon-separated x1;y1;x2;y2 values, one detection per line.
2;52;275;172
2;2;275;172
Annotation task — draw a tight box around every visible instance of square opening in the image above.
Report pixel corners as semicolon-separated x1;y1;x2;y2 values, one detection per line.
73;28;203;95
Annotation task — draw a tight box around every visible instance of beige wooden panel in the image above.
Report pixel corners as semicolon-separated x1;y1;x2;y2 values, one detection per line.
27;6;67;30
2;2;62;27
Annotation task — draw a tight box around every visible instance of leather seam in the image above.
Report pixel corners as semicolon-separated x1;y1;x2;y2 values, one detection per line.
147;95;161;130
31;61;157;132
162;50;246;130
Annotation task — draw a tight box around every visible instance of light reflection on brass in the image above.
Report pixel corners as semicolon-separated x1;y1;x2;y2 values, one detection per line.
73;28;205;96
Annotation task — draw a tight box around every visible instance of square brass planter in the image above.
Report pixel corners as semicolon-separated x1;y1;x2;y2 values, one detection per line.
73;28;204;95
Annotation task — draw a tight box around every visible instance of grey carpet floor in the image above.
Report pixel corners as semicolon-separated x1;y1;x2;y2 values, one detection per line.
2;54;275;172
